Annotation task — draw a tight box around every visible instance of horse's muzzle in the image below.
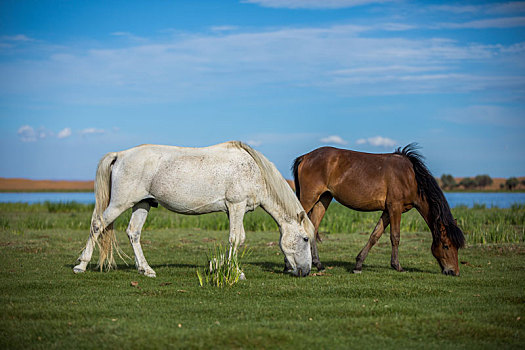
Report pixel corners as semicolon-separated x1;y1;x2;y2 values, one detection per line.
442;269;459;276
294;267;310;277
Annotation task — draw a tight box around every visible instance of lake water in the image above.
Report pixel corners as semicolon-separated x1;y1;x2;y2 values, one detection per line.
0;192;524;208
0;192;95;205
444;192;525;208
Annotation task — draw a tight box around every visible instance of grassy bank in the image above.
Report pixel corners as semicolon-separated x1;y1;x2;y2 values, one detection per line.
0;221;523;348
1;202;523;244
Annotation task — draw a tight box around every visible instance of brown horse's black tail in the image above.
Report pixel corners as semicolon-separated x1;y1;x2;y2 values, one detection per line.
291;155;304;200
291;154;322;242
396;143;465;249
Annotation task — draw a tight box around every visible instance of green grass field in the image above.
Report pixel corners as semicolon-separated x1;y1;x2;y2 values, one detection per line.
1;203;524;349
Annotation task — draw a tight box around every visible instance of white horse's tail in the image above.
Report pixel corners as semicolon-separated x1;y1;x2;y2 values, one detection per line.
91;152;119;270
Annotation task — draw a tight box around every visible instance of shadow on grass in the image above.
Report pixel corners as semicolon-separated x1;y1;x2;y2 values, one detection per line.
66;260;433;275
249;261;283;274
150;263;198;269
255;260;435;273
349;263;433;274
318;260;355;272
64;262;199;272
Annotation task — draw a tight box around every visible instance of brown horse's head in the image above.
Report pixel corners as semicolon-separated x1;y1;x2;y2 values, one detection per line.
431;221;462;276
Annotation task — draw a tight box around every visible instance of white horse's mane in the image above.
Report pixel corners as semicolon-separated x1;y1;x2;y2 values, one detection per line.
228;141;303;220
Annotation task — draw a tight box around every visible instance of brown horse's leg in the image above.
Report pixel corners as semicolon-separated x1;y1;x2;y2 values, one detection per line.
309;192;332;271
388;205;404;272
354;211;389;273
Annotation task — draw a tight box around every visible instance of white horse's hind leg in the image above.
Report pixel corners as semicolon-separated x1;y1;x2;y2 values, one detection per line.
73;209;106;273
73;227;97;273
226;201;246;279
127;201;156;278
73;204;128;274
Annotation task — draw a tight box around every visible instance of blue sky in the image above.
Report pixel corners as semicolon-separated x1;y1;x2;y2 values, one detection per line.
1;0;524;180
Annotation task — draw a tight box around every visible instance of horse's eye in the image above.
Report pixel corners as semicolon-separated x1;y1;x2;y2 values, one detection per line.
303;237;309;242
443;244;449;250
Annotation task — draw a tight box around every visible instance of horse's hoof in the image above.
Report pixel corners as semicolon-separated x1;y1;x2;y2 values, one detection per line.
73;266;85;274
239;272;246;280
352;269;362;274
391;265;404;272
141;269;156;278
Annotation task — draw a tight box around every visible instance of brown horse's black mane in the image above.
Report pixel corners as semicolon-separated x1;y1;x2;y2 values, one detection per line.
395;143;465;249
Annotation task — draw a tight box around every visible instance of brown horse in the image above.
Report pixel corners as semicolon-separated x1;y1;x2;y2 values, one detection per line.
290;144;465;276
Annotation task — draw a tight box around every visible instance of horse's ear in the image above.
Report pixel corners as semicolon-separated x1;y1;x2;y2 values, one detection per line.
298;211;307;224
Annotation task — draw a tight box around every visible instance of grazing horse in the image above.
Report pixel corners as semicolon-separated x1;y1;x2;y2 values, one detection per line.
290;144;465;276
73;141;314;278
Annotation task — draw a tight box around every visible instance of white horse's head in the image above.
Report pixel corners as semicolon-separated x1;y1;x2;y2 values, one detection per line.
280;211;314;277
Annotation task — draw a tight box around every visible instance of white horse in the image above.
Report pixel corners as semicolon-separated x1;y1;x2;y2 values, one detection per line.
73;141;314;278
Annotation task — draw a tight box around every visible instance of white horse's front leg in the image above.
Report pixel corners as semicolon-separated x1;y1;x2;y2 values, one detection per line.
127;202;156;277
226;201;246;279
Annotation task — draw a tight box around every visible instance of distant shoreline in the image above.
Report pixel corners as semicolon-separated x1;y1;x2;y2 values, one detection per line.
0;189;94;193
1;177;524;193
0;178;93;192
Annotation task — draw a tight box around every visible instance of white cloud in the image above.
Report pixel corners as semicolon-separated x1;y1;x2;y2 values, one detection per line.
440;105;525;127
17;125;37;142
245;139;262;147
379;23;417;32
37;127;49;139
356;136;397;148
320;135;348;145
440;16;525;29
242;0;392;9
210;26;239;32
17;125;54;141
110;32;147;42
488;2;525;14
111;32;131;36
1;34;33;42
332;65;448;76
57;127;72;139
81;128;105;135
432;2;525;15
0;34;34;49
1;21;523;104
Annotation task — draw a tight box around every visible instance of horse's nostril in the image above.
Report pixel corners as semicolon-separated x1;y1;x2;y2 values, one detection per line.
443;269;455;276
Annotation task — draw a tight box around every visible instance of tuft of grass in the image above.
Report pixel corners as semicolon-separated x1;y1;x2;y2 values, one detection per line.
197;244;250;287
